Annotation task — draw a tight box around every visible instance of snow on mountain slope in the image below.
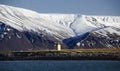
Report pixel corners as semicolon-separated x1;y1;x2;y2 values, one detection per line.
0;5;120;41
0;5;75;41
93;27;120;36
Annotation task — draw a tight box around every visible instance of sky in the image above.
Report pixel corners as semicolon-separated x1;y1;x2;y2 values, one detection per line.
0;0;120;16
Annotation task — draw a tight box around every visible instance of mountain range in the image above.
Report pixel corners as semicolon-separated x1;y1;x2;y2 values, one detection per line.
0;5;120;51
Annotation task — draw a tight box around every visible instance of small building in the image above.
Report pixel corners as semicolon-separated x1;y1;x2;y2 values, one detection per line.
57;42;61;51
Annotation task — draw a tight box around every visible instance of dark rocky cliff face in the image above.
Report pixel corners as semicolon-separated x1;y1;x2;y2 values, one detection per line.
75;32;120;48
0;22;56;51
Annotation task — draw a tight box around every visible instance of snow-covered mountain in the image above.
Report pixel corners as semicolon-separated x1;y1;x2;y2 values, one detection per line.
0;5;120;51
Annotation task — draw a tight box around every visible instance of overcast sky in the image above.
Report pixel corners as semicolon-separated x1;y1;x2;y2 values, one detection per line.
0;0;120;16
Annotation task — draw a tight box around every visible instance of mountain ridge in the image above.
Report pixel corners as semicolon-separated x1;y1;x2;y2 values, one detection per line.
0;5;120;51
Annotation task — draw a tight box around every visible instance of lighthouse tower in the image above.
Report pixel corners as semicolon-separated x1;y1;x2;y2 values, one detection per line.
57;42;61;51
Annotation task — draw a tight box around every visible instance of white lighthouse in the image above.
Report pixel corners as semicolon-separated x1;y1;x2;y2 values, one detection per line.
57;42;61;51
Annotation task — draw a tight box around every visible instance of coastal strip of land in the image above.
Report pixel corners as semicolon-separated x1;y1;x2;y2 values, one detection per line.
0;48;120;60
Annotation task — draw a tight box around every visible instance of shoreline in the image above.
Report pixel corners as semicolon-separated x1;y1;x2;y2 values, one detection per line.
0;50;120;60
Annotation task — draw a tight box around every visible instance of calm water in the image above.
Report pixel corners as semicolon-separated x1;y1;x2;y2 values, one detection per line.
0;60;120;71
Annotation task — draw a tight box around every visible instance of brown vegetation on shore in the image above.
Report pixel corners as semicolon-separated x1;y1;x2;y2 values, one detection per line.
13;48;120;53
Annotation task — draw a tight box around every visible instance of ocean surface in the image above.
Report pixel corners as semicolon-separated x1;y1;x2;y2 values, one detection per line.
0;60;120;71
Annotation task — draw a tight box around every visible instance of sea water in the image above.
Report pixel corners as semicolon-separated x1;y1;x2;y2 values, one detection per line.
0;60;120;71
